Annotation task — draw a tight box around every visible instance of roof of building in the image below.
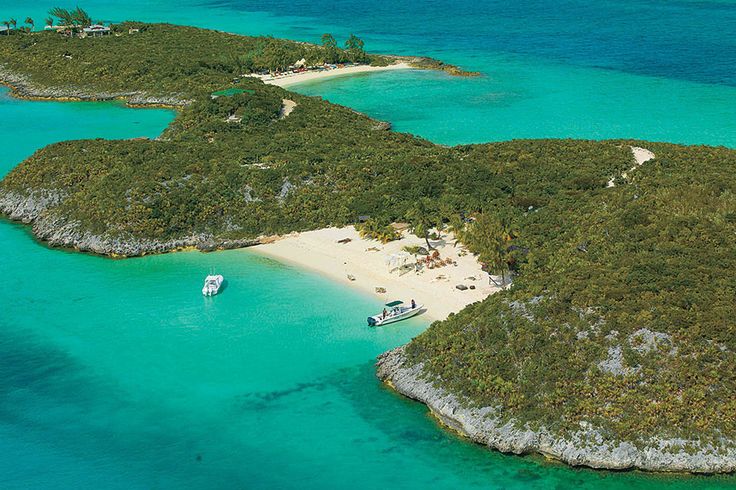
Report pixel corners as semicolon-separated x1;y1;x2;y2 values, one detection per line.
83;24;110;32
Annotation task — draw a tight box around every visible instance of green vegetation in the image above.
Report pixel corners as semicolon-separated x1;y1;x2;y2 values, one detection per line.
406;197;442;250
0;22;391;98
48;6;92;32
319;32;368;64
356;220;400;243
1;22;735;452
320;33;339;61
465;214;515;285
1;24;631;244
408;142;736;446
344;33;367;63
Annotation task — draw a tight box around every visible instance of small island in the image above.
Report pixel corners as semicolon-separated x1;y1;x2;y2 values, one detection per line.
1;12;735;474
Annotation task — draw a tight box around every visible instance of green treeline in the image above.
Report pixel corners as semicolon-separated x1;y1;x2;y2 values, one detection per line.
2;80;631;242
3;6;93;35
1;22;735;450
0;22;384;92
407;143;736;446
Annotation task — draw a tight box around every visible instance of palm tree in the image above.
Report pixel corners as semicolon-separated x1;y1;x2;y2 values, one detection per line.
25;17;34;32
2;20;10;35
446;213;466;247
9;18;16;31
406;197;439;250
49;7;71;23
321;33;339;64
71;7;91;27
468;214;513;287
344;33;366;63
48;7;75;35
45;16;54;29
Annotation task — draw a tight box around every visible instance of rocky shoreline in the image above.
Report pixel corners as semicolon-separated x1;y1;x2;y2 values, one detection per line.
0;66;230;257
376;345;736;474
0;65;190;107
0;189;260;256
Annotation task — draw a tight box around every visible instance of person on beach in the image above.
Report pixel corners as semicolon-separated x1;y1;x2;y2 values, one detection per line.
411;299;416;309
382;308;387;319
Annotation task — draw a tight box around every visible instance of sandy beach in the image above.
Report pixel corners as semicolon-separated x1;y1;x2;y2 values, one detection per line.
256;62;412;88
249;226;501;322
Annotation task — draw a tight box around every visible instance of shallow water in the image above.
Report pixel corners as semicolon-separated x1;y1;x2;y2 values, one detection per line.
2;0;735;146
1;219;733;489
0;1;735;488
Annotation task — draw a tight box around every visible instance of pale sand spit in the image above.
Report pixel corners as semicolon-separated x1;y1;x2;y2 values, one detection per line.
256;63;412;88
248;226;501;322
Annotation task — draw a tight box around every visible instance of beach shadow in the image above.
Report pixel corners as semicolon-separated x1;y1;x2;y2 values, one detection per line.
428;237;449;249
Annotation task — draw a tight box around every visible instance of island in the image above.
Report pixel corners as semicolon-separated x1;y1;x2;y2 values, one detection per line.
1;17;735;474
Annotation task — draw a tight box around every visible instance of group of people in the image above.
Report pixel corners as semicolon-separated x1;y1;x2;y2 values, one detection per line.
381;299;417;319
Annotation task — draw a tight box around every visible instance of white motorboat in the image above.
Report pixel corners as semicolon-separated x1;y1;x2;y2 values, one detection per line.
202;274;224;296
368;300;423;326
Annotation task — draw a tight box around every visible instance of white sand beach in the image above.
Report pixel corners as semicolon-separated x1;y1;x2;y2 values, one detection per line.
249;226;501;322
257;62;412;88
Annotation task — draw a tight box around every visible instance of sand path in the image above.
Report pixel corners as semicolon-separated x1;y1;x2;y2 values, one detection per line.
607;146;656;187
280;99;297;119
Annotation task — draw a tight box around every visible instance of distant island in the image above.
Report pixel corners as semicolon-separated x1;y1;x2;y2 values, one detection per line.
1;14;735;474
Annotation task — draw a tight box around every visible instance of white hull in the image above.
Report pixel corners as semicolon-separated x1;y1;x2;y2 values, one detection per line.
202;274;224;296
368;304;423;326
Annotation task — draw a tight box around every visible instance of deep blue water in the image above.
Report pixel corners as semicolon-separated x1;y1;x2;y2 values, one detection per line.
224;0;736;87
2;0;735;145
0;1;735;488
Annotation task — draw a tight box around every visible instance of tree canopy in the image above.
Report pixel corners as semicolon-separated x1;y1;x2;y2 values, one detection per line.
344;33;366;63
1;22;735;455
48;6;92;30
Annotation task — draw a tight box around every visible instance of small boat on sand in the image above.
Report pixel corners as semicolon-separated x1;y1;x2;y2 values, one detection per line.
202;274;224;296
368;300;422;326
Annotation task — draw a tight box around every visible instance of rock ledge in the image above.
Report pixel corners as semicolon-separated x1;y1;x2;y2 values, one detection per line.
0;189;259;256
376;345;736;473
0;65;190;106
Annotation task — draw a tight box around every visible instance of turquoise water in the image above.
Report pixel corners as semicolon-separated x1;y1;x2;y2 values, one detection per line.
0;78;733;490
2;214;733;489
1;0;736;487
294;63;736;145
2;0;735;146
0;87;174;169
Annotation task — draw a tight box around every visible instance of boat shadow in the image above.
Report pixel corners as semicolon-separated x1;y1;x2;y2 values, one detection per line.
414;307;429;320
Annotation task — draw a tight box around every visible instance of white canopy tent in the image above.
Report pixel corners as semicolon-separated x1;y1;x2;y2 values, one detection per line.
385;252;414;274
